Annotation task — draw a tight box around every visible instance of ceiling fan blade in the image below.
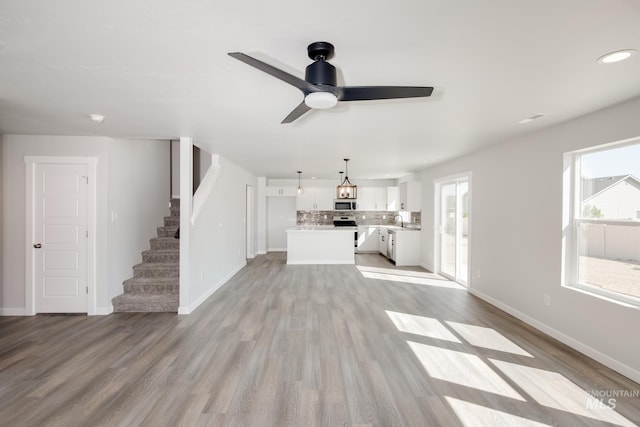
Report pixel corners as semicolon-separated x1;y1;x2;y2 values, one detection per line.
281;101;312;124
228;52;316;92
339;86;434;101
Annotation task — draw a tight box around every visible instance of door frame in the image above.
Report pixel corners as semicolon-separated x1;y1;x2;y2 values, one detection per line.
246;184;255;259
25;156;97;315
434;171;472;286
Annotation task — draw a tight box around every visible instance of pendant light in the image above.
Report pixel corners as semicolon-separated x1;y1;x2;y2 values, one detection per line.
336;159;357;199
296;171;304;194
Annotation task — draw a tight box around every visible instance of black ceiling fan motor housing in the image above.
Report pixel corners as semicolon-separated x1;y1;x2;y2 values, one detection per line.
305;41;337;87
305;60;337;87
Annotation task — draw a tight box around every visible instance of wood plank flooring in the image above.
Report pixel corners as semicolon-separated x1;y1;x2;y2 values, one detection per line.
1;252;639;426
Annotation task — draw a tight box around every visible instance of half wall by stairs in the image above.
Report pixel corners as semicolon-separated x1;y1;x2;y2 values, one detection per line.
112;199;180;312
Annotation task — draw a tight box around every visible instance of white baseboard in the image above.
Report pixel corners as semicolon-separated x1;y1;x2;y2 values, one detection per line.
92;305;113;316
468;288;640;384
178;261;246;315
0;307;27;316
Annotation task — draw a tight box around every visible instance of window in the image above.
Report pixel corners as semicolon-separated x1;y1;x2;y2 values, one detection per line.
563;138;640;307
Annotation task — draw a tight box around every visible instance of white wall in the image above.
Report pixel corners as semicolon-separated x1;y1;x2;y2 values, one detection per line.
171;140;180;199
267;197;297;251
419;95;640;382
179;142;258;314
0;136;4;311
0;135;169;314
106;138;170;309
257;177;267;254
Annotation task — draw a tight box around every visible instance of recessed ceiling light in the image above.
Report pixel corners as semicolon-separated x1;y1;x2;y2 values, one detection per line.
88;114;105;123
518;113;546;124
597;49;637;64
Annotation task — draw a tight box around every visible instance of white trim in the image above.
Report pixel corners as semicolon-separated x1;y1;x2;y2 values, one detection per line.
562;140;640;309
433;171;472;286
469;287;640;384
178;261;246;315
24;156;97;315
178;137;193;314
0;308;27;316
93;305;114;315
246;185;255;259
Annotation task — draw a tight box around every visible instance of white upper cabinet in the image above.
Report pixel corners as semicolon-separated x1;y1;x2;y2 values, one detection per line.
296;187;334;210
399;181;421;211
358;186;396;211
266;186;297;197
386;186;399;211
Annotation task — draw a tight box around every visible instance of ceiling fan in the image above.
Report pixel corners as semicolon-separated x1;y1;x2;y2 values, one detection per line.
228;41;434;124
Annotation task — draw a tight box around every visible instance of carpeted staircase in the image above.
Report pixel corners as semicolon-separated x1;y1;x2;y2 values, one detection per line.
111;199;180;312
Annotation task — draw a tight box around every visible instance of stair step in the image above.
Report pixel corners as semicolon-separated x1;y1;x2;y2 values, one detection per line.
157;225;179;238
112;293;178;313
150;237;179;250
164;216;179;227
113;199;181;313
133;262;179;278
123;277;178;294
142;249;179;263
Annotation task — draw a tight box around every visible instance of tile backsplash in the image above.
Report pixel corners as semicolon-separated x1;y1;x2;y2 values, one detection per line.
297;210;421;228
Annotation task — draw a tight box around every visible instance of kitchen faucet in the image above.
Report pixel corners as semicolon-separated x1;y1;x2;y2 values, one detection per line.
393;214;404;228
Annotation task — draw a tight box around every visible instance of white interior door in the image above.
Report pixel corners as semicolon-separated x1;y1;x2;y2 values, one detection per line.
437;176;470;285
33;163;89;313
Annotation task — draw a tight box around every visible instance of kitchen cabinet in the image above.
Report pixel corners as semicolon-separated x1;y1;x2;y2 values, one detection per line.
378;227;388;256
386;186;399;211
356;226;378;253
267;186;297;197
399;181;421;211
359;186;398;211
296;187;333;211
392;230;421;266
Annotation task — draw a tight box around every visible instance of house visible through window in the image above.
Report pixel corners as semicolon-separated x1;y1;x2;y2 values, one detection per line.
564;139;640;306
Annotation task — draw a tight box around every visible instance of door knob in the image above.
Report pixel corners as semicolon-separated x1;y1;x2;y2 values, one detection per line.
33;243;42;249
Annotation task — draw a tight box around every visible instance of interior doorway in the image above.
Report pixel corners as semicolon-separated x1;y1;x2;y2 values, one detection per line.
436;173;471;285
25;157;96;314
246;185;255;259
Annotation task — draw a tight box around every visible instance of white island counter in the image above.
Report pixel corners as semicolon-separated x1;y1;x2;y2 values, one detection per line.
286;226;355;264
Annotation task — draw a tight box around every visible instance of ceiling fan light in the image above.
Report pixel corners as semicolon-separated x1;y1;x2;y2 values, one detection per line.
304;92;338;109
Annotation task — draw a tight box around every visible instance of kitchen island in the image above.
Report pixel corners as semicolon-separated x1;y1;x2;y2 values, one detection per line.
285;226;355;264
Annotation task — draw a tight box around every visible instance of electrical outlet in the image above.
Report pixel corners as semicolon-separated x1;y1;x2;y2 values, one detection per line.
476;270;481;278
544;294;551;307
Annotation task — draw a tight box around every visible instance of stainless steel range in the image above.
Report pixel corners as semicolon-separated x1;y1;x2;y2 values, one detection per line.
333;215;358;250
332;215;357;227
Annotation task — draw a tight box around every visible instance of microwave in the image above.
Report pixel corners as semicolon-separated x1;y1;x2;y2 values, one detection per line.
334;200;357;210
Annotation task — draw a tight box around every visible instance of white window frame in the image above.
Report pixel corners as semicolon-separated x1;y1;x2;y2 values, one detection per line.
562;136;640;309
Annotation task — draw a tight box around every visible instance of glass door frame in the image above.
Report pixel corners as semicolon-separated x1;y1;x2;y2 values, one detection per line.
434;172;472;286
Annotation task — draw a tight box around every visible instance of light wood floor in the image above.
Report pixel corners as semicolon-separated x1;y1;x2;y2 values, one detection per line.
1;252;638;426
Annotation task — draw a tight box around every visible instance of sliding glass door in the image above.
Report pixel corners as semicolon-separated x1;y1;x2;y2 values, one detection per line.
437;175;470;285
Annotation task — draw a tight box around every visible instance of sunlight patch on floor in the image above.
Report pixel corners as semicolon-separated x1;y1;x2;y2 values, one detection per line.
445;321;534;357
445;397;552;427
490;359;636;427
358;266;465;289
408;341;525;401
386;311;461;342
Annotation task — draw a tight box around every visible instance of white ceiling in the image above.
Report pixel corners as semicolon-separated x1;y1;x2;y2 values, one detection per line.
1;0;639;179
